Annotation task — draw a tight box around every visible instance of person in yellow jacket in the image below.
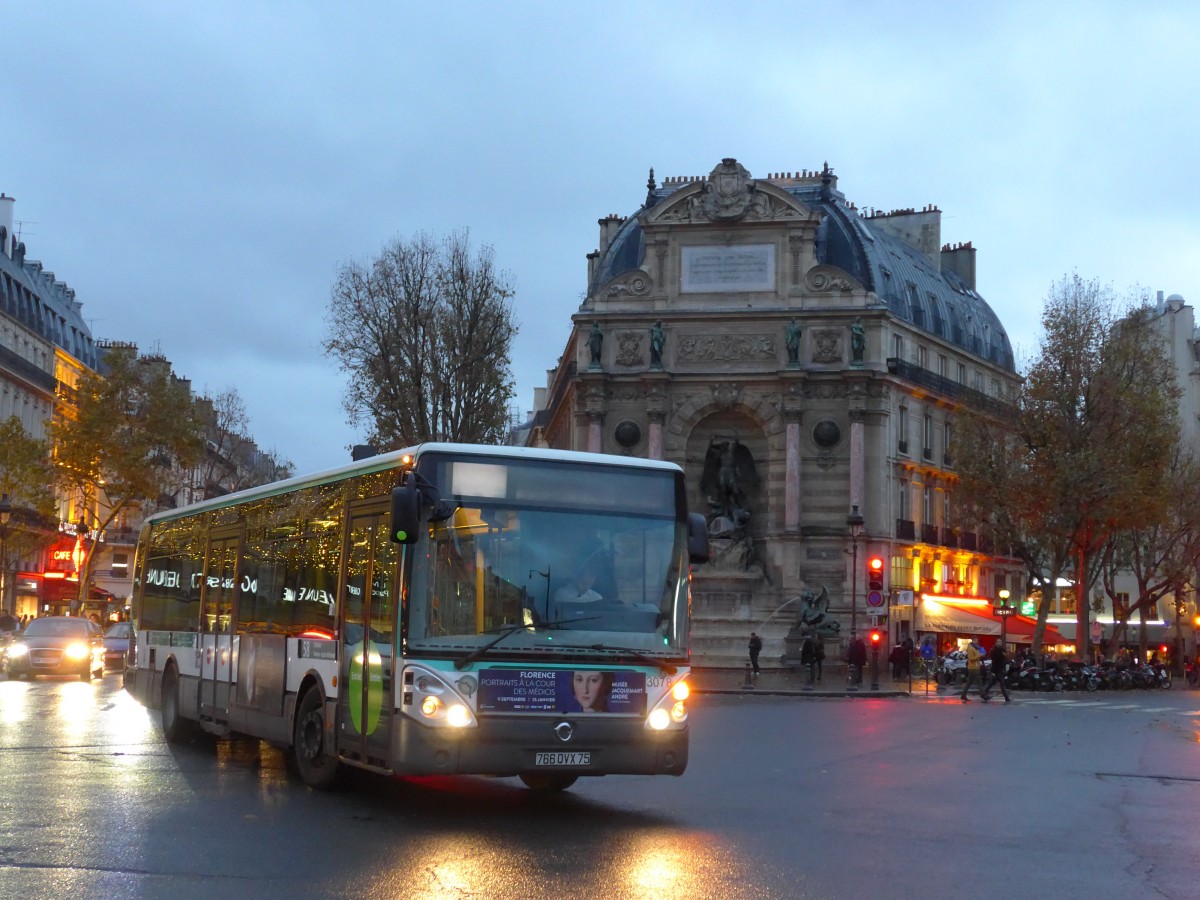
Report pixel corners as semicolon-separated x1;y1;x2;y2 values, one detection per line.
960;640;984;702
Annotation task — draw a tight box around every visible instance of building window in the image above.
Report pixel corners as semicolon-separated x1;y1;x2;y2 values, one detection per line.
957;363;966;384
898;406;909;454
893;334;903;359
898;480;910;521
917;345;928;369
922;414;933;459
1057;589;1077;615
938;354;948;378
922;485;933;525
943;421;953;466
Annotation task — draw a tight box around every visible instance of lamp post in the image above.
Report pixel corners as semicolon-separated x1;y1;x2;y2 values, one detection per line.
75;514;91;616
0;494;11;614
847;505;864;640
847;505;865;689
996;587;1011;646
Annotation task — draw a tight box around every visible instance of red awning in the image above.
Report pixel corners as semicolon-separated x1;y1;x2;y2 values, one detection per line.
1002;615;1068;645
920;603;1068;644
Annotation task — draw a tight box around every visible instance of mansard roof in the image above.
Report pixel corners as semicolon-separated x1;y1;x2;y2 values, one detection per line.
0;238;98;369
590;166;1015;373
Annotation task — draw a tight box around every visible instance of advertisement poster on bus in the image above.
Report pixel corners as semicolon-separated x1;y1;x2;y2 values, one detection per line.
478;668;647;714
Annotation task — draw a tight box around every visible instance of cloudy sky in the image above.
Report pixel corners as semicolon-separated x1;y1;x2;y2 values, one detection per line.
7;1;1198;475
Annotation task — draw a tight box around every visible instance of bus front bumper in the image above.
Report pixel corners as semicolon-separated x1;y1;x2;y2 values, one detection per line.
393;713;688;778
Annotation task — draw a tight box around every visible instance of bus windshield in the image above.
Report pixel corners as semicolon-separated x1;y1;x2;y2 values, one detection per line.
406;459;688;659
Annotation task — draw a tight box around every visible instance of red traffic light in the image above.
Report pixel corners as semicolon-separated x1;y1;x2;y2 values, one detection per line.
867;556;885;592
1160;644;1169;654
869;629;882;643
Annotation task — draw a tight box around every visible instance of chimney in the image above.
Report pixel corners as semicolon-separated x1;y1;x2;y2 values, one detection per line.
0;193;14;258
940;241;977;291
865;205;941;267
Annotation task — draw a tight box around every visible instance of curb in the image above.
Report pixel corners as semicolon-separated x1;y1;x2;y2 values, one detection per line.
695;688;910;699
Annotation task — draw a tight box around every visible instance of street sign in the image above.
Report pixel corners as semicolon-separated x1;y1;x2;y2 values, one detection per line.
993;606;1016;617
867;590;885;607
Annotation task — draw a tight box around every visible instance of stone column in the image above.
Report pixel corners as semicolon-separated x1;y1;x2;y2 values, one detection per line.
849;408;865;515
781;395;804;531
647;415;664;460
587;413;604;453
643;380;670;462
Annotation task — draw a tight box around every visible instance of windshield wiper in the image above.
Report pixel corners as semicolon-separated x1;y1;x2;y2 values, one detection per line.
452;617;602;670
558;643;679;675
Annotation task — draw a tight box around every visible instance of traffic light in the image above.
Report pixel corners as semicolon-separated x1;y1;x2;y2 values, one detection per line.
869;628;883;646
867;556;884;592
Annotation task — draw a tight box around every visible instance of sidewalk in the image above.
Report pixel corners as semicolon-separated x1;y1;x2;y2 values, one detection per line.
689;665;1200;699
690;665;918;698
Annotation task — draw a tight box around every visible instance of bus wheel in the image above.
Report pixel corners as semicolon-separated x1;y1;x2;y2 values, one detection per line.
161;665;196;743
519;773;578;792
293;688;340;790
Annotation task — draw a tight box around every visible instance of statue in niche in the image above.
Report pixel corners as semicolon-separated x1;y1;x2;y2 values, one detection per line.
700;437;759;534
850;317;866;366
649;320;665;368
587;322;603;368
785;318;802;366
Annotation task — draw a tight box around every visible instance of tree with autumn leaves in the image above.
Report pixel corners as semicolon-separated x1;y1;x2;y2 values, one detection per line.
955;275;1184;659
51;346;207;606
0;418;57;612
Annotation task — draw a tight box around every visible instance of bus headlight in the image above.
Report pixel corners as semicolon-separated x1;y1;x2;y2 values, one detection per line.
65;642;89;660
647;708;671;731
404;665;478;728
671;680;690;701
670;701;688;723
420;696;443;718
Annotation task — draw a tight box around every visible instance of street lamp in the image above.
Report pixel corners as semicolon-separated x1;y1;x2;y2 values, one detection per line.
0;494;11;613
75;514;91;616
996;587;1011;646
847;505;864;640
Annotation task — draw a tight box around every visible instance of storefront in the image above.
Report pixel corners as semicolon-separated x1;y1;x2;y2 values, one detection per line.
915;593;1068;651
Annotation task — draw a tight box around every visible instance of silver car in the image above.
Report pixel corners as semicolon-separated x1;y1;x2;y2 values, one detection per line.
103;621;133;671
6;616;105;681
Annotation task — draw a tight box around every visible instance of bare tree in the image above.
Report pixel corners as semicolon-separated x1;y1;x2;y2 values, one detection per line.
193;388;294;497
323;229;517;449
1100;447;1200;659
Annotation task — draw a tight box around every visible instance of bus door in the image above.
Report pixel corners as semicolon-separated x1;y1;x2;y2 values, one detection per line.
337;505;399;768
199;530;241;726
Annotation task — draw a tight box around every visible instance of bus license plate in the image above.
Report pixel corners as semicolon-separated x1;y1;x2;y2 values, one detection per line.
534;751;591;767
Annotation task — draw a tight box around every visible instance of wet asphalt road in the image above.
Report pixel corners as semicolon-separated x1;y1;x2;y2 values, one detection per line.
2;671;1198;899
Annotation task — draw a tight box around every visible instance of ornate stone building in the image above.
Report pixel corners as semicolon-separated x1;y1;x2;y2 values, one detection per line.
525;160;1024;665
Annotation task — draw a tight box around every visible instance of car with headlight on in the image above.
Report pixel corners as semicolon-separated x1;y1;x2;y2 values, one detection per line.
6;616;105;681
102;621;132;671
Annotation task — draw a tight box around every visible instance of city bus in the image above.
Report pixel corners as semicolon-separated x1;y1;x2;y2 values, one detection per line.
125;443;708;791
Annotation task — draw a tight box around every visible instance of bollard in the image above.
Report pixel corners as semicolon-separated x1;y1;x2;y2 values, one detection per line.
742;663;756;689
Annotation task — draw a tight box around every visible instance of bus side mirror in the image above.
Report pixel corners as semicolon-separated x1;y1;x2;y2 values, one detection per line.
390;484;422;544
687;512;710;564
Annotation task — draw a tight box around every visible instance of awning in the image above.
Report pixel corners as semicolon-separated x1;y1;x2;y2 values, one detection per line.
917;603;1000;636
917;601;1067;644
1003;615;1068;645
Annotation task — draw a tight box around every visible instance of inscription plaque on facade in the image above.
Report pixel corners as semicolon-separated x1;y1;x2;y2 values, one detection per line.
681;244;775;293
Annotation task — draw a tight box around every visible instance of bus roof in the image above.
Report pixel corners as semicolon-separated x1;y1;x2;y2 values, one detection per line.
142;442;684;527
